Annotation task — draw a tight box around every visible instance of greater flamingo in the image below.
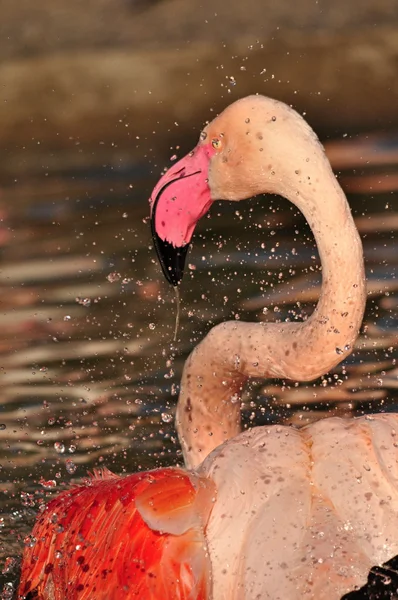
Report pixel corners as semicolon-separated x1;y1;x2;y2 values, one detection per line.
18;96;398;600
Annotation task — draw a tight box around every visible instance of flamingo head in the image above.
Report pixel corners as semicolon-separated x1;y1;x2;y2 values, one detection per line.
149;95;309;285
149;143;216;286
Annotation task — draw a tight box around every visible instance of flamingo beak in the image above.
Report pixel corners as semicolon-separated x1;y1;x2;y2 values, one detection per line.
149;145;214;286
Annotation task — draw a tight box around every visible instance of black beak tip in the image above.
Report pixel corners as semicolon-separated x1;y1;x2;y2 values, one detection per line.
151;229;189;287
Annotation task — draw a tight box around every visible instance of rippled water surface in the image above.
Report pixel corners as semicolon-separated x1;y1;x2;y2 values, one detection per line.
0;134;397;595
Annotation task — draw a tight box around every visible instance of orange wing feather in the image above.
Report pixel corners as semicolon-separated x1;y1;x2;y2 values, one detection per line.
18;467;214;600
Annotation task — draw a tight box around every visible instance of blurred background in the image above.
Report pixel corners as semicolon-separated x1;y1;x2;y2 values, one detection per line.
1;0;397;595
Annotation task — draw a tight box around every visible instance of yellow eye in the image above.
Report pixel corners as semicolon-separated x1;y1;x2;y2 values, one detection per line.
211;138;222;150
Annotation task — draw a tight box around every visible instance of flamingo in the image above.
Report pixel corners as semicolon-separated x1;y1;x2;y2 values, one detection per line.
18;95;398;600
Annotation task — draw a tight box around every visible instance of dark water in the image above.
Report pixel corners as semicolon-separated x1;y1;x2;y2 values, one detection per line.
0;136;397;596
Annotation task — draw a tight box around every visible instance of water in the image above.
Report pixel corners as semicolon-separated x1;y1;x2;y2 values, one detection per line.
0;136;397;595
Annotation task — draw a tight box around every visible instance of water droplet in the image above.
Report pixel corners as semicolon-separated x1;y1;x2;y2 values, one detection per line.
54;442;65;454
161;412;173;423
66;459;77;475
2;557;17;575
23;535;36;548
20;492;35;507
107;272;121;283
76;297;91;307
39;478;57;489
1;582;14;600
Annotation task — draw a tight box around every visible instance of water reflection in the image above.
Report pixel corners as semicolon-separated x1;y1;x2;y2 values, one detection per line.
0;136;397;593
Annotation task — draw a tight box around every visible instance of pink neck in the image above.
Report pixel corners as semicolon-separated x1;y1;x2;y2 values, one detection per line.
177;140;366;470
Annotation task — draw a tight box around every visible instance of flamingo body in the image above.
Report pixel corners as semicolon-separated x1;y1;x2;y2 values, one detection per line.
203;415;398;599
19;416;398;599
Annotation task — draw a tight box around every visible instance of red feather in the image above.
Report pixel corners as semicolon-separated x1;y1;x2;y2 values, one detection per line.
18;467;214;600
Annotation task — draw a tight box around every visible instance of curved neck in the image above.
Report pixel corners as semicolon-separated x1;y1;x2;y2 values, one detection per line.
177;147;366;470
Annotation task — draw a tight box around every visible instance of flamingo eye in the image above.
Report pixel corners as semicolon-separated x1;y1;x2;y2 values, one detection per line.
211;138;222;150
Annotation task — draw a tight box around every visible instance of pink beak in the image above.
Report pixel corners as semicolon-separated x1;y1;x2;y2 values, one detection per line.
150;144;214;286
